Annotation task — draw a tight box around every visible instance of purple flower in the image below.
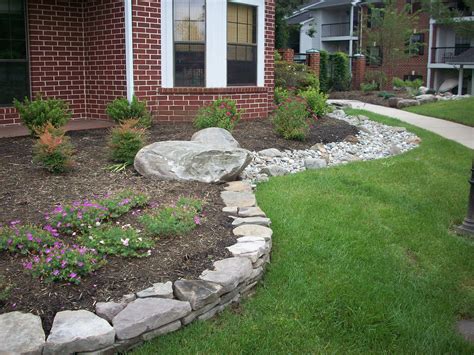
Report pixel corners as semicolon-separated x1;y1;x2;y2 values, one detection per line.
77;262;84;267
26;233;34;241
52;270;60;276
69;272;77;278
23;262;32;270
10;220;20;226
194;215;201;225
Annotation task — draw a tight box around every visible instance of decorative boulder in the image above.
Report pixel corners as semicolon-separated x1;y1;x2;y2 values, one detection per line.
191;127;241;148
396;99;420;109
134;141;252;183
415;94;437;104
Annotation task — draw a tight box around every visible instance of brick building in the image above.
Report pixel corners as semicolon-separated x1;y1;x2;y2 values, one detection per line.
0;0;275;127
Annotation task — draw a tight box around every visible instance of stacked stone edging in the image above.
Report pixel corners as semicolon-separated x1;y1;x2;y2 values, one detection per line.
0;181;272;355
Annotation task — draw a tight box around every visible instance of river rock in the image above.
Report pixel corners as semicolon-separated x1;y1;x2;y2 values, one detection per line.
258;148;283;158
0;312;45;355
260;165;289;177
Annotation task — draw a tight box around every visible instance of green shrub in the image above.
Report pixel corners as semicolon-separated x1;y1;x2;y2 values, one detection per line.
377;91;395;100
140;197;203;237
33;123;74;173
99;190;149;218
108;119;147;166
299;88;329;118
106;96;152;128
393;77;424;96
79;226;154;258
329;52;351;91
360;82;379;93
194;98;242;132
274;87;293;105
274;50;282;61
13;95;72;135
364;70;387;90
319;50;330;92
0;223;56;255
273;99;310;141
275;61;319;91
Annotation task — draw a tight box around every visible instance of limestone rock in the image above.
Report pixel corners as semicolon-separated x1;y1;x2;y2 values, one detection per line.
227;238;267;263
238;206;266;217
112;298;191;340
173;279;223;310
233;224;273;241
45;310;115;354
190;127;240;148
0;312;45;355
220;191;256;208
388;97;401;108
222;206;238;214
134;141;251;183
415;94;437;104
181;300;220;325
136;281;173;299
396;99;420;109
260;165;289;177
141;320;181;341
95;302;126;323
304;158;327;170
224;181;252;192
258;148;283;158
232;217;271;227
200;257;253;293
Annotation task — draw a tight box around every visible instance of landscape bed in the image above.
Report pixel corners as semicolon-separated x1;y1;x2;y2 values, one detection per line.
0;116;357;334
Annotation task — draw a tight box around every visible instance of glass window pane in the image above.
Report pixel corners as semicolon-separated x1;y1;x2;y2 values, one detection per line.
227;45;256;86
0;62;29;105
189;0;205;21
237;24;247;43
228;22;237;43
11;39;26;58
189;21;204;42
0;39;10;59
9;0;23;14
0;15;9;38
238;5;247;23
0;0;8;13
175;43;205;87
228;3;237;22
174;20;189;41
10;15;25;39
174;0;189;21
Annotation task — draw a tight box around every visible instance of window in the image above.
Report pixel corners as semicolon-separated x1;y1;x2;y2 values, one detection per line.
406;0;422;13
227;3;257;86
403;74;423;81
366;46;382;66
0;0;29;105
407;33;424;56
174;0;205;87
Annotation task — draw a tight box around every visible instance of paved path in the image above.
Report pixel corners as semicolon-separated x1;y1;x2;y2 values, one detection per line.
328;99;474;150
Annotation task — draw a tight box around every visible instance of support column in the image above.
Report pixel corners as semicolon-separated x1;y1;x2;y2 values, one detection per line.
306;49;320;78
278;48;295;63
458;65;464;96
124;0;134;102
351;54;366;90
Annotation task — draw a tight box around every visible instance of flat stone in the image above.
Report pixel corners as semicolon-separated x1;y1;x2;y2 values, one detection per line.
258;148;283;158
220;191;256;208
233;224;273;241
173;279;223;310
232;217;271;227
238;206;266;217
181;300;220;325
304;158;327;170
253;253;271;268
191;127;240;148
141;321;181;341
199;257;253;293
260;164;289;177
396;99;420;108
45;310;115;355
197;304;225;321
136;281;173;299
95;302;126;323
248;267;264;283
224;181;252;192
219;288;241;305
222;206;238;214
227;239;267;263
121;294;136;304
112;298;191;340
457;320;474;344
0;311;45;355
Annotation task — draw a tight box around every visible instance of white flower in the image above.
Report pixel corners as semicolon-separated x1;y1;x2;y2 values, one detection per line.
138;237;143;242
121;238;129;247
80;224;85;227
95;222;101;226
88;225;92;229
136;229;141;233
116;221;120;225
72;232;77;236
147;250;152;256
99;240;105;244
88;236;93;240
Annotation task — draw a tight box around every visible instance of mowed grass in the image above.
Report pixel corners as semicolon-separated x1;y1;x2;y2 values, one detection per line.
404;97;474;127
134;110;474;354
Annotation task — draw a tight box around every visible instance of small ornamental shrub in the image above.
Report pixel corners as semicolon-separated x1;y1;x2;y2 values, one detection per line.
194;98;242;132
378;91;395;100
273;99;310;141
108;119;147;166
79;225;154;258
0;222;56;255
274;87;292;105
33;123;74;173
364;70;387;90
360;82;379;93
106;96;152;128
299;88;329;118
99;190;149;218
140;197;204;237
319;50;330;92
26;243;105;284
329;52;351;91
275;61;319;91
393;77;423;96
13;95;72;135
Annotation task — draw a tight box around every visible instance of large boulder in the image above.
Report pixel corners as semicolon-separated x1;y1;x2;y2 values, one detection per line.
396;99;420;109
0;312;45;355
191;127;240;148
134;141;252;183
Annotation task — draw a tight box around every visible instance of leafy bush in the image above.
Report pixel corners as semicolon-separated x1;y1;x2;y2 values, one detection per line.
13;95;72;135
360;82;379;93
299;88;329;118
275;61;319;91
364;70;387;90
377;91;395;100
79;225;154;258
273;99;310;141
393;77;423;96
274;87;292;105
99;190;149;218
26;243;105;284
33;123;74;173
194;98;242;132
106;96;152;128
319;50;330;92
329;52;351;91
0;222;56;255
108;119;147;166
274;50;282;61
140;197;203;237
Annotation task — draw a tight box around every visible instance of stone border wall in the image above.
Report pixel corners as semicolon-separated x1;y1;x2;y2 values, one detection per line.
0;181;272;355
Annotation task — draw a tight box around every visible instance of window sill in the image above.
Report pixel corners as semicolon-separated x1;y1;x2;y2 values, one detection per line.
158;86;268;94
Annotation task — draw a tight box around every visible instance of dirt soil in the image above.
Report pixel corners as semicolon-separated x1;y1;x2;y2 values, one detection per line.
0;116;357;333
329;90;410;107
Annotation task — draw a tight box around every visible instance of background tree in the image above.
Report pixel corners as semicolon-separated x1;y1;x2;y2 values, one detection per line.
275;0;306;48
423;0;474;38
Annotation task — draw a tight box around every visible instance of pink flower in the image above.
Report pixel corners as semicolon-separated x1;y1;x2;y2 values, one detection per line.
69;272;77;278
23;262;32;270
194;215;201;225
226;111;231;116
52;270;60;276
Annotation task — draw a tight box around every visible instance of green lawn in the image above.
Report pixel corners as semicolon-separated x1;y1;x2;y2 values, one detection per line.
404;97;474;127
135;110;474;354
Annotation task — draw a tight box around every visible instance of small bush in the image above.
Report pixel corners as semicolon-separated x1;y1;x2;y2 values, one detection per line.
378;91;395;100
274;87;292;105
273;99;310;141
299;88;329;118
360;82;379;93
0;222;56;255
140;197;203;237
33;123;74;173
393;77;423;96
108;119;147;166
79;225;154;258
13;95;72;135
99;190;149;218
364;70;387;90
194;98;242;132
319;50;330;93
106;96;152;128
275;61;319;91
329;52;351;91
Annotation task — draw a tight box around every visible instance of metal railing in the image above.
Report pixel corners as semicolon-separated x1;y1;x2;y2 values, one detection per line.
431;46;472;63
321;22;351;37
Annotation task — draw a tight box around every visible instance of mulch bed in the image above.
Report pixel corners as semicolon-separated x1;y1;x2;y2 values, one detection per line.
0;116;357;333
329;90;411;107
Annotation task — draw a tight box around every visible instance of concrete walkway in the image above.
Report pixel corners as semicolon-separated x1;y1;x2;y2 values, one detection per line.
328;99;474;150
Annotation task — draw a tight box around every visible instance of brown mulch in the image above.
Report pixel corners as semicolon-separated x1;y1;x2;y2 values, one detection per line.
0;116;357;333
329;90;410;107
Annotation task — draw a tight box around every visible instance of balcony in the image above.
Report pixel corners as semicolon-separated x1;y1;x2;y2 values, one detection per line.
321;22;351;38
431;46;473;64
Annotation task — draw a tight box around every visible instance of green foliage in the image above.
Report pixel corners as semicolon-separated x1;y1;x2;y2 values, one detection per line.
273;99;310;141
364;70;388;90
393;77;424;96
0;223;56;255
78;226;154;258
13;95;72;136
274;50;282;61
319;50;330;92
140;198;203;237
378;91;396;100
422;0;474;38
274;87;292;105
275;61;319;91
329;52;351;91
106;96;152;128
99;190;149;218
299;88;329;118
194;98;242;132
108;119;147;166
361;82;379;93
33;123;74;174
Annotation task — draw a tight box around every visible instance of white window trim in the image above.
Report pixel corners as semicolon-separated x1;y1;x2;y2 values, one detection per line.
161;0;265;88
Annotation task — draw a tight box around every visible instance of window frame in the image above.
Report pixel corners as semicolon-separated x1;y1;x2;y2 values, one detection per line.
0;0;30;107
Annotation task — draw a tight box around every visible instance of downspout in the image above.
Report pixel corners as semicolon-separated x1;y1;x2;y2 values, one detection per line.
427;21;434;89
125;0;134;102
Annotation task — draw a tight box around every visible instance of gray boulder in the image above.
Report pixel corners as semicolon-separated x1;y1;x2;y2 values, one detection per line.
136;281;174;299
396;99;420;109
95;302;126;323
0;312;45;355
258;148;283;158
260;165;289;177
191;127;240;148
134;141;252;183
173;280;223;310
415;94;437;104
304;158;327;170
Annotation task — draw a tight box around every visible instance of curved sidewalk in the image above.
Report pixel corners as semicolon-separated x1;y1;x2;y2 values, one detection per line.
328;99;474;150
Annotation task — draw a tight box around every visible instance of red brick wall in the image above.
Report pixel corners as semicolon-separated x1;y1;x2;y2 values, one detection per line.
351;55;366;90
